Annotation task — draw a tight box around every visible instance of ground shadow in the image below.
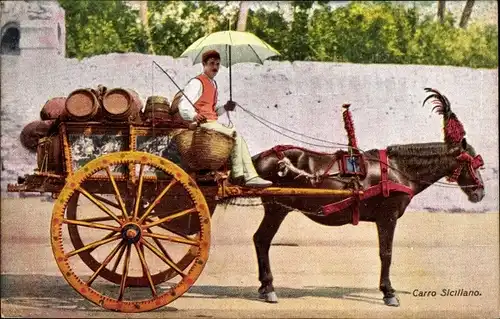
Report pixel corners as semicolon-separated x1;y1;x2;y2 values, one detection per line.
1;274;411;311
186;285;411;306
0;274;177;312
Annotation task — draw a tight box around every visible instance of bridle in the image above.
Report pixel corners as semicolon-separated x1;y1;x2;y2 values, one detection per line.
447;152;484;188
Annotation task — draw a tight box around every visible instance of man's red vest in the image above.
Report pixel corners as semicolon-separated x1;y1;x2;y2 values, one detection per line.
194;74;218;120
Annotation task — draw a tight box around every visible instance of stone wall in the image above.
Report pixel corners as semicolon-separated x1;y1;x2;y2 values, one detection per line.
1;53;498;212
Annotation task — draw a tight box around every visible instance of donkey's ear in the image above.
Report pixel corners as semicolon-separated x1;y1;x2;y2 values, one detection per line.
461;138;467;151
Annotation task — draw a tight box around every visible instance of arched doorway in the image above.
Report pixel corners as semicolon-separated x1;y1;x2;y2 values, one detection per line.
1;23;21;55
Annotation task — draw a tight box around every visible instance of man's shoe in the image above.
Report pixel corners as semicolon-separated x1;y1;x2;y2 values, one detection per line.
244;176;273;188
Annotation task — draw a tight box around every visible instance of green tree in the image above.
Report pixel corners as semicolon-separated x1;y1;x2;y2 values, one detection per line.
286;1;314;61
58;0;148;59
307;1;497;67
58;0;497;68
246;8;290;60
146;1;237;57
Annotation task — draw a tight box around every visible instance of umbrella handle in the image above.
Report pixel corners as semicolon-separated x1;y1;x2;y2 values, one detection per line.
229;45;232;102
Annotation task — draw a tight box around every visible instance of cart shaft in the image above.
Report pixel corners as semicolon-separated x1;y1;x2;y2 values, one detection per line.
218;186;361;198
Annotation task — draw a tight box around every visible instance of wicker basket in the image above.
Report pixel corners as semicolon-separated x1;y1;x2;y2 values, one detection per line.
172;127;235;171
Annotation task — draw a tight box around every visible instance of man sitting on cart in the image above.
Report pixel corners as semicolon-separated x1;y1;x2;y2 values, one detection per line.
177;50;273;188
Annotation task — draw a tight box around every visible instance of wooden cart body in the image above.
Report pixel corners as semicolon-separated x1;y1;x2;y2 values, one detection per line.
7;118;356;313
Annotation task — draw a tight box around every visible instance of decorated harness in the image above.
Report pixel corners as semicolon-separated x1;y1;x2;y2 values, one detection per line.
260;91;485;225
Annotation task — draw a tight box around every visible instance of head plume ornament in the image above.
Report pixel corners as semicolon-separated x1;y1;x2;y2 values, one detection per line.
423;88;465;145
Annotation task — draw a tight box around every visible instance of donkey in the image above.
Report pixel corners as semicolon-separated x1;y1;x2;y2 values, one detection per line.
249;89;485;306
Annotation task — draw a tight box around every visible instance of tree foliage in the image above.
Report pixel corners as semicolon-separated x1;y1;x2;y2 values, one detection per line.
58;0;497;68
58;0;148;58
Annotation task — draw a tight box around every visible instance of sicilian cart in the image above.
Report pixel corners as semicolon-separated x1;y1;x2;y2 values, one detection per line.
8;86;364;313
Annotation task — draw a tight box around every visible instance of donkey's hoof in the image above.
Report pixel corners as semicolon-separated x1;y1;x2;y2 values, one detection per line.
383;296;400;307
259;291;279;303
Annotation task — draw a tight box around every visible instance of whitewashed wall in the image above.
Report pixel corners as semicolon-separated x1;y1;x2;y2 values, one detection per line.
1;53;498;212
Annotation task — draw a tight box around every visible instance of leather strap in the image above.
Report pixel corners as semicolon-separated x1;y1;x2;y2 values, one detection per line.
322;149;414;224
379;149;390;197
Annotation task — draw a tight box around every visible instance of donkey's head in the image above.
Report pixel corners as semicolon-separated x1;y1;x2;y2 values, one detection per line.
424;88;485;203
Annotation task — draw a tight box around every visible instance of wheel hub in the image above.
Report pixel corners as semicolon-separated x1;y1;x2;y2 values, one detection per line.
121;223;142;244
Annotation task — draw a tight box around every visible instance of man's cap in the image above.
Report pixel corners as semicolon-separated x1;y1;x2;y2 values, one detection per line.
202;50;220;63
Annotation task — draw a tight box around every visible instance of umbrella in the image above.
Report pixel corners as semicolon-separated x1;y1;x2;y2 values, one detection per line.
180;30;280;101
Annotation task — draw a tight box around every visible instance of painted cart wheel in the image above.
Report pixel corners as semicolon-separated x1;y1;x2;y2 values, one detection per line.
51;151;211;312
66;193;200;287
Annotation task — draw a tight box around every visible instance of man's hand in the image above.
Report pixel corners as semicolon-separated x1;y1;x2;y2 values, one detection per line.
194;113;207;124
224;100;237;111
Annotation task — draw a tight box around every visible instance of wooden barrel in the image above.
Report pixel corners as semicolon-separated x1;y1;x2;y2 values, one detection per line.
142;95;171;122
102;88;141;121
65;88;100;121
40;97;66;120
20;120;56;152
36;135;62;173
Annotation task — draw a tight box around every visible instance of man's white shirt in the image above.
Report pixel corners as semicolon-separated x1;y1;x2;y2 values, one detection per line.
178;76;226;121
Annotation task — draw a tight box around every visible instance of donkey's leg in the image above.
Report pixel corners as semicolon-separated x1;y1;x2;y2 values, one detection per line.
376;214;400;307
253;202;289;303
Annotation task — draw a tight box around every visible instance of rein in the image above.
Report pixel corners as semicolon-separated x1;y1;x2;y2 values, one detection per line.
236;104;483;189
151;62;484;191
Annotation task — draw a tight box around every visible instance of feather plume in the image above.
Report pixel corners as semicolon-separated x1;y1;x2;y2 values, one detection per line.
422;88;465;144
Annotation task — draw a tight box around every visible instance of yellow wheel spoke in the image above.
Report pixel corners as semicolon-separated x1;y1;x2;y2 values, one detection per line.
134;242;157;297
138;179;178;224
65;234;121;258
133;164;145;220
92;194;121;210
77;215;127;223
111;243;127;273
77;186;123;224
146;228;174;261
87;231;118;254
153;218;198;241
118;244;132;301
142;207;197;230
105;167;129;221
142;238;187;278
143;232;200;246
87;241;124;286
63;219;120;232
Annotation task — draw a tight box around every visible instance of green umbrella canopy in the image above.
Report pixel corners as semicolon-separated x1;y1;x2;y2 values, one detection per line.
180;30;280;101
181;30;280;66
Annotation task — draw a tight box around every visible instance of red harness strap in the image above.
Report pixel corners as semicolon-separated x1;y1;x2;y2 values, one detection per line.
322;149;414;225
259;145;294;160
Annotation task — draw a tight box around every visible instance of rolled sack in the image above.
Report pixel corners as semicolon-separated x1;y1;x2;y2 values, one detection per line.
20;120;57;152
40;97;66;120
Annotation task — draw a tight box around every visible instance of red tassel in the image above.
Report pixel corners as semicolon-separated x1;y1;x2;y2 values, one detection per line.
444;117;465;144
342;105;358;150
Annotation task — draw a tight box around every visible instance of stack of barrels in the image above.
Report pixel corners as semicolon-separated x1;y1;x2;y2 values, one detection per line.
20;85;145;174
64;85;143;123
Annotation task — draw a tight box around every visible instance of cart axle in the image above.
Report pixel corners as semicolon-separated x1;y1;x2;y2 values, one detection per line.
121;223;142;244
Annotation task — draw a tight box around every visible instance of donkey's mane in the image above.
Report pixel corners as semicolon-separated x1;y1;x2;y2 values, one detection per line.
386;142;450;157
387;142;456;175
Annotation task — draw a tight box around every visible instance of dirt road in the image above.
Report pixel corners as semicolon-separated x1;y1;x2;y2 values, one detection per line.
1;197;498;318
